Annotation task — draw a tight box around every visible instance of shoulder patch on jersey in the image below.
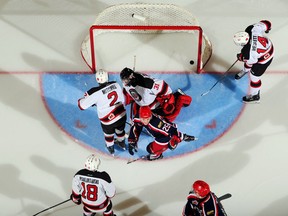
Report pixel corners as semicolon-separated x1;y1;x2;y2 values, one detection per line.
207;210;215;215
157;121;163;128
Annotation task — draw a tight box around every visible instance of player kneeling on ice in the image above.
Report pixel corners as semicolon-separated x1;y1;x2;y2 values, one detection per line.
71;154;117;216
120;67;192;122
182;180;228;216
78;70;127;156
128;106;197;161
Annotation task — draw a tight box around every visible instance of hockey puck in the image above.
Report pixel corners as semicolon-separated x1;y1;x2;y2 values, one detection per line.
190;60;194;65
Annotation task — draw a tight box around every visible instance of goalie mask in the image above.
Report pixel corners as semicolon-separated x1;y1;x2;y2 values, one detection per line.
192;180;210;198
95;69;108;84
84;154;101;171
120;67;136;86
233;31;250;46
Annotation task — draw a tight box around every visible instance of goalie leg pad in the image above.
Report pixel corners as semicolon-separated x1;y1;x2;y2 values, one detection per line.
164;95;192;122
177;94;192;107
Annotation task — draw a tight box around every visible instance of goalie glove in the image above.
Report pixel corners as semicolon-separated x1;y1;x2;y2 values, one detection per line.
183;134;198;142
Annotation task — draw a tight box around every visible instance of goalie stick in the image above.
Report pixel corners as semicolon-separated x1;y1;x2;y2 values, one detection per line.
201;59;238;96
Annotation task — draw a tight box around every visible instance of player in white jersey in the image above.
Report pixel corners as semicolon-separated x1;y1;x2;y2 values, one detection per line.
120;67;192;122
233;20;274;103
71;154;116;216
78;70;127;155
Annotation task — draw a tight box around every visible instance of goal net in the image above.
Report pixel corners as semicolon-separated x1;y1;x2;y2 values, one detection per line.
81;3;212;73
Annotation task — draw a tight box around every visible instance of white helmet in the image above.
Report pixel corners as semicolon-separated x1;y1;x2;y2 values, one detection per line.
84;154;101;171
95;69;108;84
233;31;250;46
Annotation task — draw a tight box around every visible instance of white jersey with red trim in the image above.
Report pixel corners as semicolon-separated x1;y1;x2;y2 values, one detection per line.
78;81;126;125
72;169;116;211
246;22;274;65
123;74;172;109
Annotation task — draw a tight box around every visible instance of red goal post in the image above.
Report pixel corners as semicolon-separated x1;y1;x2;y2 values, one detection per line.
81;3;212;73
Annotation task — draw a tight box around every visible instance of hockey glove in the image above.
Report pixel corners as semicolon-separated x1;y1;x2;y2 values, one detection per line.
168;135;182;150
70;194;81;205
128;141;138;155
183;134;198;142
237;53;245;62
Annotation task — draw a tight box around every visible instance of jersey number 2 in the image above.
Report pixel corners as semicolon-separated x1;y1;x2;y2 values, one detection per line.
108;91;118;106
81;182;98;201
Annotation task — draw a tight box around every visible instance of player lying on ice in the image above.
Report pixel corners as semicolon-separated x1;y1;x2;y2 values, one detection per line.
120;67;192;122
127;106;197;161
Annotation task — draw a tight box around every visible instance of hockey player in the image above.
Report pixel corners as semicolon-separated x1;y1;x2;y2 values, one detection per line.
233;20;274;103
71;154;116;216
120;67;192;122
78;69;127;156
182;180;227;216
128;106;197;160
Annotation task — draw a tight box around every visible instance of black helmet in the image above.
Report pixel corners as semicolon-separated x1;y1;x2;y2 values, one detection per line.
120;67;135;86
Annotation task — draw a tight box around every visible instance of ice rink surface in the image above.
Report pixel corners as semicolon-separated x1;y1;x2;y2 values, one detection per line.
0;0;288;215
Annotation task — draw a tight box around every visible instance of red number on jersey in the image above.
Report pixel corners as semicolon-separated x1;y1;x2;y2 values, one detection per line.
81;182;98;201
257;36;268;54
108;91;118;106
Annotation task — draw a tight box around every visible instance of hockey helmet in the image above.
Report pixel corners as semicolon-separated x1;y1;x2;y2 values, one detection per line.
120;67;135;86
193;180;210;198
260;20;272;33
84;154;101;171
233;31;250;46
139;106;152;119
95;69;108;84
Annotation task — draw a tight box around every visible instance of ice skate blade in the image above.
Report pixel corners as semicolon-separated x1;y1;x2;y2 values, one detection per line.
242;100;260;104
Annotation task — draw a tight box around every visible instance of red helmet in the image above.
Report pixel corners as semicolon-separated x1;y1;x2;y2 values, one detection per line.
193;180;210;198
139;106;152;118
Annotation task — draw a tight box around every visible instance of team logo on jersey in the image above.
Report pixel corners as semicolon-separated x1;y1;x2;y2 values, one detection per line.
129;89;142;101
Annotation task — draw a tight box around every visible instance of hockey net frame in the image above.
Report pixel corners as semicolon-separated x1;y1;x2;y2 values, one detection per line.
81;3;212;73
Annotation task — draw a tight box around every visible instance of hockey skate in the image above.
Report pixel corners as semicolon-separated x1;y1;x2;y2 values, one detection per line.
106;145;115;156
146;153;163;161
114;139;126;150
183;134;198;141
242;91;260;104
235;70;248;80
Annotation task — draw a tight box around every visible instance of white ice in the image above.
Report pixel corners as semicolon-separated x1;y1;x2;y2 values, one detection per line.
0;0;288;216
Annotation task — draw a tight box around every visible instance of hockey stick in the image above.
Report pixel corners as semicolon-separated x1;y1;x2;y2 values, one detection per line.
32;198;71;216
217;193;232;202
201;59;238;96
127;154;148;164
133;55;136;71
127;134;197;164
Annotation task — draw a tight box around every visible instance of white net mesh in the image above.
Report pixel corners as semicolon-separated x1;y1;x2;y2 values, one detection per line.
81;3;212;73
